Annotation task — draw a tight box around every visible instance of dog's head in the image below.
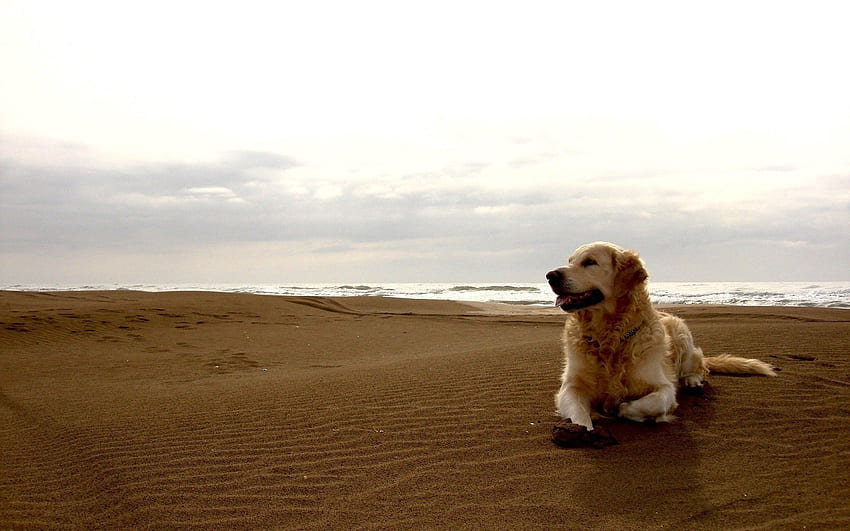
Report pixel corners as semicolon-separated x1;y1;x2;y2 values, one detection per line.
546;242;648;312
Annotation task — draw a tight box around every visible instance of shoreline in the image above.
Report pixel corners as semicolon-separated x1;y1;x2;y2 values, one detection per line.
2;290;848;529
3;281;848;309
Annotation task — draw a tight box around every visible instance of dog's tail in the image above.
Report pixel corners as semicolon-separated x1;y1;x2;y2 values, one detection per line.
703;354;777;377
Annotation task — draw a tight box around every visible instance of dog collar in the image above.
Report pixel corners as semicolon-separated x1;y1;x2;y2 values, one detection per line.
584;323;643;347
622;323;643;341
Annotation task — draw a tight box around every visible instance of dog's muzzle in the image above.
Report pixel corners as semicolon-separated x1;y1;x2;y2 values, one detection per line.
546;269;604;312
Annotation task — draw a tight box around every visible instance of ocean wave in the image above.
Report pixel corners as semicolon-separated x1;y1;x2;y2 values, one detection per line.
446;285;535;292
2;282;848;308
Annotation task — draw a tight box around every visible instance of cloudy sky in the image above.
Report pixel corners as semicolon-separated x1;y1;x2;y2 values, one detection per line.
1;1;848;284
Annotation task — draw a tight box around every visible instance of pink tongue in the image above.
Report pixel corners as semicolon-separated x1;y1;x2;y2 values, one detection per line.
555;295;571;307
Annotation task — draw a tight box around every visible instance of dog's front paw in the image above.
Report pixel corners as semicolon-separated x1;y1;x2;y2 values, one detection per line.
683;374;704;389
618;401;675;424
618;401;644;422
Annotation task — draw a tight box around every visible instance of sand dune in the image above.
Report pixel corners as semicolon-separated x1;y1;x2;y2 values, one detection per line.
1;291;849;529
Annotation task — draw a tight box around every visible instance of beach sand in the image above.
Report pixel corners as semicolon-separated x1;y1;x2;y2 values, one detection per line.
1;290;848;529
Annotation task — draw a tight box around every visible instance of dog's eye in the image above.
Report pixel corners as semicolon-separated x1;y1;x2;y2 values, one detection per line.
582;258;598;267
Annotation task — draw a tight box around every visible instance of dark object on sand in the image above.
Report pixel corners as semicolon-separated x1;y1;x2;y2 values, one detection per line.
552;420;618;448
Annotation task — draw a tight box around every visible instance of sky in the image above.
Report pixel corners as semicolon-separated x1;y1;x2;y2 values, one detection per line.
1;1;849;284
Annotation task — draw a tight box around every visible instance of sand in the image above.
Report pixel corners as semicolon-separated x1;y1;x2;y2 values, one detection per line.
1;290;848;530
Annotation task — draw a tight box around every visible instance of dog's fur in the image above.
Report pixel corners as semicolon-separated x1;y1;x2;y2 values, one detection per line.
547;242;775;430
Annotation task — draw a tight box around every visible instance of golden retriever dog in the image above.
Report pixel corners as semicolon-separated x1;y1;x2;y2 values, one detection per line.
547;242;775;431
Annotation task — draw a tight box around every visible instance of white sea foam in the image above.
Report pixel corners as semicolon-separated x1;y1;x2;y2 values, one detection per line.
3;282;849;308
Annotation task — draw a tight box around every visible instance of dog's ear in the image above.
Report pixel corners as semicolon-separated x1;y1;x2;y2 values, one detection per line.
614;249;648;297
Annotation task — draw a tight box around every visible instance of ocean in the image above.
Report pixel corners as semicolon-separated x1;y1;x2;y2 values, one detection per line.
3;282;849;309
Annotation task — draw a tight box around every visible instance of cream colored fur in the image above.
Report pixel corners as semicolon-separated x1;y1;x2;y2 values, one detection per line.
548;242;776;430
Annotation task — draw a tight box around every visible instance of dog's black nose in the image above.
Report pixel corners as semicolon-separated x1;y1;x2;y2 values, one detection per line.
546;270;563;283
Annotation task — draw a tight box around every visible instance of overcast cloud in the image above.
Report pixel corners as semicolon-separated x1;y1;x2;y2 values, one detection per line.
3;139;847;283
1;1;849;284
